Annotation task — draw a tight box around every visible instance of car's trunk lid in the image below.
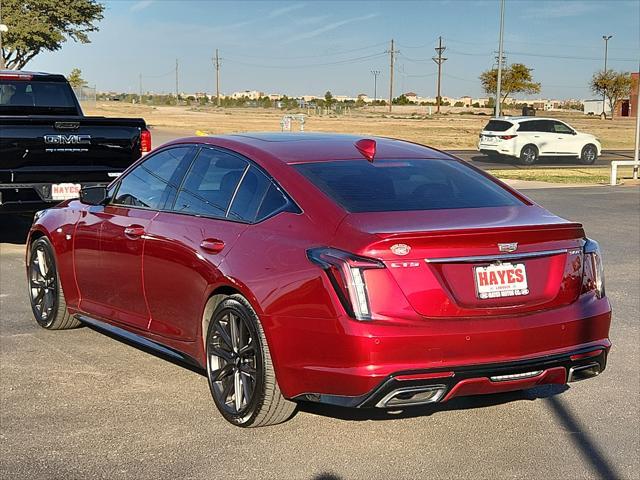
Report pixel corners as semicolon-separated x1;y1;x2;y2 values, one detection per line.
335;206;585;317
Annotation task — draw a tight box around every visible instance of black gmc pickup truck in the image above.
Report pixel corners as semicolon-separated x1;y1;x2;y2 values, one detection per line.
0;71;151;213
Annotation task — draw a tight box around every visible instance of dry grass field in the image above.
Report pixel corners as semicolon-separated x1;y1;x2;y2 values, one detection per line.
83;103;637;150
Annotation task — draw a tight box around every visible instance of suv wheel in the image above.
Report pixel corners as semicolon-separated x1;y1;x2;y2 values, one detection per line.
519;145;539;166
28;237;81;330
580;144;598;165
205;294;296;427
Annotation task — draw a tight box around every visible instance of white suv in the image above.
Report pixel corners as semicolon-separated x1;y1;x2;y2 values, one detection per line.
478;117;601;165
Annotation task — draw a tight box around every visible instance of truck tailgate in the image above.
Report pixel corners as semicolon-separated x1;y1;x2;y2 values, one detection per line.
0;115;147;183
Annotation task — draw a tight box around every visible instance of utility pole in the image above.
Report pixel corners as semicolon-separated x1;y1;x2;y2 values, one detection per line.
433;36;447;114
386;39;398;112
602;35;612;118
175;58;179;103
214;49;221;107
633;66;639;180
371;70;380;104
495;0;506;117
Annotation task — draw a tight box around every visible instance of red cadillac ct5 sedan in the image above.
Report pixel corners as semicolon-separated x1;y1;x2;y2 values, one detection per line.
26;133;611;427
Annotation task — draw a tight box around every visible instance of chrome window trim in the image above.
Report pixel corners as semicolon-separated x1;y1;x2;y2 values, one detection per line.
424;248;568;264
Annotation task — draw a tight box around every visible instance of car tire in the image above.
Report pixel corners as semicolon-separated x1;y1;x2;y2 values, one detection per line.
205;294;296;427
519;144;539;166
27;237;81;330
580;144;598;165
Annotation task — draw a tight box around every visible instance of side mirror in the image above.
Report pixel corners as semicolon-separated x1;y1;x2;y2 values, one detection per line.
79;186;108;205
572;130;577;135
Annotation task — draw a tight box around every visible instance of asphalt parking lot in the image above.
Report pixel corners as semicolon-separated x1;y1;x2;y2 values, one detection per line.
1;186;638;480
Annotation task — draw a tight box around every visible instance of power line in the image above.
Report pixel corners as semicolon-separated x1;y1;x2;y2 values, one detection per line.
223;52;386;69
228;41;389;60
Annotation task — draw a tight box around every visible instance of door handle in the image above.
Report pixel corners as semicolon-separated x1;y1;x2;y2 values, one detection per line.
200;238;225;254
124;224;145;238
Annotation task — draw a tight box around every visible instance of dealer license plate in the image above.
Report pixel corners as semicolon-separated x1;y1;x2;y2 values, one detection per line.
51;183;81;201
474;262;529;299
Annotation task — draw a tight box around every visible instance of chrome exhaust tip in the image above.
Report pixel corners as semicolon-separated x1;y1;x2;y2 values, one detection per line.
376;385;447;408
568;362;601;382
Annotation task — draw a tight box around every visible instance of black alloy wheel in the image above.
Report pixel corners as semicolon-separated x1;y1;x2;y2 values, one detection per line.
28;237;80;329
205;294;296;427
207;307;259;416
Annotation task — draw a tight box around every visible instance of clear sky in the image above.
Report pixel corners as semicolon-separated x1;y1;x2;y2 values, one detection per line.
27;0;640;100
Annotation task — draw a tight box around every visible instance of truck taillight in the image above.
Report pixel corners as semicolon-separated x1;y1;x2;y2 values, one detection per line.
307;247;385;320
0;73;33;81
582;239;605;298
140;129;152;154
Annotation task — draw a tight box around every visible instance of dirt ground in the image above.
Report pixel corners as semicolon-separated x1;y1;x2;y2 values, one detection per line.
83;103;637;150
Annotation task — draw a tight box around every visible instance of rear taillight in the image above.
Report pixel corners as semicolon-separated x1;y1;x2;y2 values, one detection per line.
582;239;605;298
307;247;384;320
140;128;152;154
499;135;517;140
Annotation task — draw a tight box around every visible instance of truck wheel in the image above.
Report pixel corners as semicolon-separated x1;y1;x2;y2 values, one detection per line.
580;144;598;165
519;145;539;166
206;294;296;427
28;237;81;330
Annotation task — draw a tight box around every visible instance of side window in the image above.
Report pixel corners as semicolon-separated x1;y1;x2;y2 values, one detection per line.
227;166;272;222
539;120;555;133
112;146;191;209
552;121;573;134
227;166;292;222
256;184;289;221
518;122;533;132
173;147;248;218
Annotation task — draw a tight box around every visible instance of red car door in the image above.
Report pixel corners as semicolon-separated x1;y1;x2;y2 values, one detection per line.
143;147;271;341
74;145;193;330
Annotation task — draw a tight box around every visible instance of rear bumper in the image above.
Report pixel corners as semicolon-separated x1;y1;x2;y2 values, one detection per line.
293;345;609;408
0;182;106;213
478;142;517;156
267;295;612;401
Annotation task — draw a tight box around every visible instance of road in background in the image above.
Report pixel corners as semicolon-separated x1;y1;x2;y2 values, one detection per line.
149;127;633;170
1;186;638;479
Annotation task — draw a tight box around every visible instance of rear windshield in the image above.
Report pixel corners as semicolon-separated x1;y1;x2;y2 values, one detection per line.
0;80;79;115
483;120;513;132
294;159;523;213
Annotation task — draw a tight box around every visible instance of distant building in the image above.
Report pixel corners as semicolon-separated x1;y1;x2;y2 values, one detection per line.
403;92;419;103
583;99;612;116
614;72;638;117
231;90;265;100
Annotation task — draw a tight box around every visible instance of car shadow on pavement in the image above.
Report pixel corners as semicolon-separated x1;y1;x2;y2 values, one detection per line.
298;383;569;422
545;395;621;480
0;214;32;245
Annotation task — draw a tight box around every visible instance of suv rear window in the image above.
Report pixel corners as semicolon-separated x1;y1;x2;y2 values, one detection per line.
0;80;78;115
483;120;513;132
294;159;523;213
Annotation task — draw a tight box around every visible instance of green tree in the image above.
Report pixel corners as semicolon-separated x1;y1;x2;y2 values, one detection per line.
324;91;335;109
1;0;104;70
590;70;632;119
67;68;87;88
480;63;541;106
392;94;411;105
